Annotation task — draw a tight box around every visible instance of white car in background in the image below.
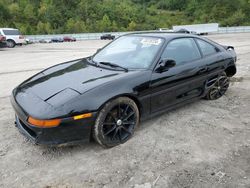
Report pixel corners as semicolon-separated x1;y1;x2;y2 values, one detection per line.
0;28;26;48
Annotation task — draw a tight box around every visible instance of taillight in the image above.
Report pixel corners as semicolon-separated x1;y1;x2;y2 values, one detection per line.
19;35;25;39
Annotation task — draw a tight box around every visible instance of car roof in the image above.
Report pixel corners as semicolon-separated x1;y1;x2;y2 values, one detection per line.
126;31;225;52
127;32;199;40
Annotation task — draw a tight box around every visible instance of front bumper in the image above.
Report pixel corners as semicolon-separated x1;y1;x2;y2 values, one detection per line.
11;94;97;146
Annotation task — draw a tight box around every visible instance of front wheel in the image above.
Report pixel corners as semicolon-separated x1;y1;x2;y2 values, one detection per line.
205;72;230;100
93;97;139;148
7;40;16;48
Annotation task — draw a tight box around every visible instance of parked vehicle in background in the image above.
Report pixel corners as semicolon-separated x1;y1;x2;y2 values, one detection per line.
63;36;76;42
39;39;50;43
50;37;64;43
158;28;173;32
175;28;197;35
0;28;26;48
0;35;7;47
25;38;34;44
100;34;115;40
173;23;219;35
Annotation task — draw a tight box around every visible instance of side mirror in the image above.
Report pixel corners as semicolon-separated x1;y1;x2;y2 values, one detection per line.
156;59;176;73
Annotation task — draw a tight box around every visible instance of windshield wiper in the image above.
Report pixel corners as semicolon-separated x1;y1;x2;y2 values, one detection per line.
99;62;128;72
87;57;98;66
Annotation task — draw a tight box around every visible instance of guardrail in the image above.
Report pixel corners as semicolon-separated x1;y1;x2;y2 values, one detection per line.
26;31;131;42
218;26;250;33
26;26;250;41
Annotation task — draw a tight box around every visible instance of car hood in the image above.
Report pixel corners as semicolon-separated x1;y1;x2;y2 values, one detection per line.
17;58;126;102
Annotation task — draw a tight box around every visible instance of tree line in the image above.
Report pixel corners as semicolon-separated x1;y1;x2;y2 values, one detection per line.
0;0;250;35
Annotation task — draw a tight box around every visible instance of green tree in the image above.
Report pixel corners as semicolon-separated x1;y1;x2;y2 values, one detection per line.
223;9;246;26
66;18;87;33
37;21;52;34
0;0;250;34
98;14;112;32
127;21;137;31
8;3;20;20
0;1;10;27
24;4;36;23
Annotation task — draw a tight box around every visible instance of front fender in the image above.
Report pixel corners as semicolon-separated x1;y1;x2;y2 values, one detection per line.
61;70;152;118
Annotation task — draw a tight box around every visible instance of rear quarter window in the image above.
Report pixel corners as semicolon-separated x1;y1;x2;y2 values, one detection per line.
3;30;21;35
196;39;217;56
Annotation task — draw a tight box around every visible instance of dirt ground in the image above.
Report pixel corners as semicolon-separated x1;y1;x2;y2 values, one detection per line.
0;33;249;188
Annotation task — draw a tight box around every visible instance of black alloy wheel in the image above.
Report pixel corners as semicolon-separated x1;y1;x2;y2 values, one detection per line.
93;97;139;148
206;72;230;100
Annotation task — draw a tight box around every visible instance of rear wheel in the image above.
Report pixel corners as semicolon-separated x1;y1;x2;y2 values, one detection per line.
93;97;139;148
7;39;16;48
205;72;230;100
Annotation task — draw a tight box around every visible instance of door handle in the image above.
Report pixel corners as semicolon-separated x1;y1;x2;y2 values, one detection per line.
199;67;208;74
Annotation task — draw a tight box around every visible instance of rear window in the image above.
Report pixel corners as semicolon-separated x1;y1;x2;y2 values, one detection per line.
3;29;21;35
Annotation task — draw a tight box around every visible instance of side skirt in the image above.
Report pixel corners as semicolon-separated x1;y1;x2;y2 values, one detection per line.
140;96;201;122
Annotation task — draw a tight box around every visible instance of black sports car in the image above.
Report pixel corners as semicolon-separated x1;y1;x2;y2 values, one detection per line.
11;32;237;147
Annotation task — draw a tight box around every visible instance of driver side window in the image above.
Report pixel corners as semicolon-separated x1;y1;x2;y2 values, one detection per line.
161;38;201;65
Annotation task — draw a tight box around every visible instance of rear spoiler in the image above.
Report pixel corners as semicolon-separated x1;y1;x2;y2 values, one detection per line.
223;45;234;51
223;45;237;62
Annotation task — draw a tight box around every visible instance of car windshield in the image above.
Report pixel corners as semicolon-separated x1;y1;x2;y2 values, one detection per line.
3;29;20;35
93;35;164;69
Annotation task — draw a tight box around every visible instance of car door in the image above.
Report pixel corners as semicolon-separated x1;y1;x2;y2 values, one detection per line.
150;37;208;113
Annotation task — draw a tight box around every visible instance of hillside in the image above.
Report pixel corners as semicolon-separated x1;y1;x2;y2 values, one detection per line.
0;0;250;34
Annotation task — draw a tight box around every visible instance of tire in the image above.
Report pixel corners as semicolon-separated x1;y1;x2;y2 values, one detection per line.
93;97;139;148
205;72;230;100
7;40;16;48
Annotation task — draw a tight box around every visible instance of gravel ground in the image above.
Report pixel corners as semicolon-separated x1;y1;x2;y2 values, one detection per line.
0;34;249;188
